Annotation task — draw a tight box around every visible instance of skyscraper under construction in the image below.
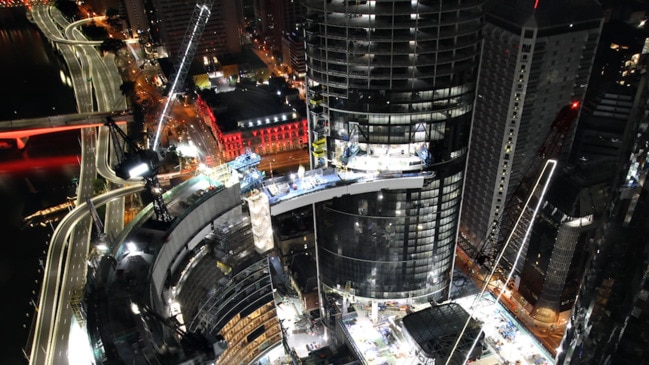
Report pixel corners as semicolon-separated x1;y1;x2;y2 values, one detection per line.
303;0;484;303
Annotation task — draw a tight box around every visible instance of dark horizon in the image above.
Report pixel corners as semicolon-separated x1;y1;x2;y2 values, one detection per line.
0;7;76;123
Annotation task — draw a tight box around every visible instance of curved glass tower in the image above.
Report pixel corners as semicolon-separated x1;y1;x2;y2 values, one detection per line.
304;0;484;301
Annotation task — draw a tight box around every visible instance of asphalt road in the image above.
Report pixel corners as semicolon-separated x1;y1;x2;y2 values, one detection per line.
257;149;310;175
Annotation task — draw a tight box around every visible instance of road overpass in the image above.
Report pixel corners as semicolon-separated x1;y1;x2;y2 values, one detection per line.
29;184;144;365
0;111;132;147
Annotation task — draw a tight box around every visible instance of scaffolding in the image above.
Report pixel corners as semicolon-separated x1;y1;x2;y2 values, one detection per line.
69;287;87;328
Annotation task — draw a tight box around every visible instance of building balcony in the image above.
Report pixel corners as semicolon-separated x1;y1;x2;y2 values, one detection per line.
303;0;483;15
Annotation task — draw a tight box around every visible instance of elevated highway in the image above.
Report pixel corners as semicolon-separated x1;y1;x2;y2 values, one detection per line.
26;5;139;365
0;111;133;149
29;184;144;365
0;111;132;140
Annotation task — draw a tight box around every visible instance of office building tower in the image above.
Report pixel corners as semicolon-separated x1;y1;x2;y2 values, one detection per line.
83;1;147;38
281;30;306;78
110;0;148;37
269;0;305;54
555;12;649;364
557;115;649;364
521;172;598;324
519;7;649;329
570;19;645;168
460;0;603;275
249;0;304;59
303;0;484;303
523;18;648;327
151;0;241;63
253;0;270;38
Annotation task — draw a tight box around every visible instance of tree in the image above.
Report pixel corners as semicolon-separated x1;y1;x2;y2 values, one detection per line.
120;81;136;97
93;177;107;195
105;7;119;18
119;81;137;106
54;0;81;20
105;8;123;31
82;22;108;41
131;104;146;146
100;38;126;54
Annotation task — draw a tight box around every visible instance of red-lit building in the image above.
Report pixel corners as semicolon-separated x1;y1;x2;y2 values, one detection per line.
220;112;308;161
199;84;308;162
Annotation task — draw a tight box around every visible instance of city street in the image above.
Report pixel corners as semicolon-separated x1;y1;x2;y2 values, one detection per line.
454;249;567;360
257;149;310;175
251;47;283;78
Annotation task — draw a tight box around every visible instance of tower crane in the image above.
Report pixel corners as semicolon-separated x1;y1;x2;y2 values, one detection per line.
106;0;215;221
106;117;172;222
473;101;581;276
86;197;110;249
151;0;215;151
447;101;581;364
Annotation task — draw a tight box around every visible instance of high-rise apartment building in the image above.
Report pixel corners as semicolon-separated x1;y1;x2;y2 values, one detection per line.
151;0;242;63
303;0;484;303
460;0;603;275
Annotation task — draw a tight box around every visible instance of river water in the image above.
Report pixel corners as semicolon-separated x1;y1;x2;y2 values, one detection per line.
0;7;77;121
0;6;81;364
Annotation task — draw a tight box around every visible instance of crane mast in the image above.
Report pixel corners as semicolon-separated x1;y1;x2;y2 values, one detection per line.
151;0;215;151
86;197;106;240
107;1;215;222
448;101;581;364
473;102;581;276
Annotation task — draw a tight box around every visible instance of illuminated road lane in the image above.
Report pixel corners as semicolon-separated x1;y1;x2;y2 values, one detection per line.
29;5;134;365
29;185;144;365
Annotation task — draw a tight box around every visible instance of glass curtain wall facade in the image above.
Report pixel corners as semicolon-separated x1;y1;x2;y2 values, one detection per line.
304;0;484;301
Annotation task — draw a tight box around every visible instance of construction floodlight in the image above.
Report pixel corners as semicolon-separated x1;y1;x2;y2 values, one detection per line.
128;162;151;178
